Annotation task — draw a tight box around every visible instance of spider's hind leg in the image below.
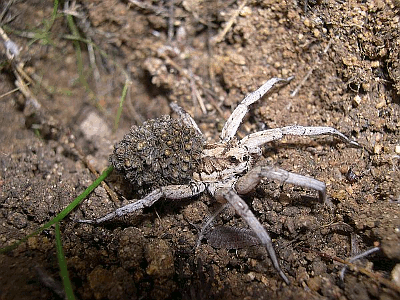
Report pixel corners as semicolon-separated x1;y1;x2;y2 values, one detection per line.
236;165;328;204
221;189;291;284
170;102;202;135
78;184;206;224
196;203;229;248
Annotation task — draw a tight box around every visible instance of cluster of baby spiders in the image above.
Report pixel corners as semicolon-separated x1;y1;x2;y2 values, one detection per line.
79;77;359;284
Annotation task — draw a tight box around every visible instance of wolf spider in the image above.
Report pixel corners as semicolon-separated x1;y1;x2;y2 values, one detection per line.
79;77;358;284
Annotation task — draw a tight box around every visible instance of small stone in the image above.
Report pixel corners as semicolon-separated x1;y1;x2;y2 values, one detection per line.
395;145;400;154
371;61;380;68
376;100;386;109
391;264;400;287
362;82;371;91
353;95;362;107
80;111;111;139
374;144;382;154
247;272;256;281
239;6;252;17
381;238;400;260
228;51;246;65
313;28;320;38
303;18;311;27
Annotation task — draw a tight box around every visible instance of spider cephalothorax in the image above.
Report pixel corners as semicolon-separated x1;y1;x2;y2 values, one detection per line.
80;77;358;284
195;139;253;181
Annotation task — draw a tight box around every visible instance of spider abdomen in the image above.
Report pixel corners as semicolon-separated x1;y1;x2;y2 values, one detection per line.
110;115;204;194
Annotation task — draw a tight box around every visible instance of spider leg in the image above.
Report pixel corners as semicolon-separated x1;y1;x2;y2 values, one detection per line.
240;125;359;152
170;102;203;135
196;202;228;248
220;77;294;141
236;165;327;203
78;183;206;224
222;189;290;284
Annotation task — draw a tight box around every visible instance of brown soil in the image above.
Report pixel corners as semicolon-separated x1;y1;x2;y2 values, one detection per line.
1;1;399;299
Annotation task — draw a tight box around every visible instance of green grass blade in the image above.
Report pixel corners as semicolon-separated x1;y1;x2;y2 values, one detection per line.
55;222;76;300
50;0;59;28
114;79;131;132
0;165;114;254
65;14;106;113
66;15;85;86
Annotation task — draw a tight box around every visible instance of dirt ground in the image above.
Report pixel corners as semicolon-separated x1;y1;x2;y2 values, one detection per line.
1;0;399;299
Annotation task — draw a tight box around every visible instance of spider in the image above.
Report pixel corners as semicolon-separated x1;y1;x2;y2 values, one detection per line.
79;77;358;284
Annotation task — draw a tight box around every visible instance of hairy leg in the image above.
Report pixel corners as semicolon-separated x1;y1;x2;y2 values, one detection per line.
236;165;327;204
339;247;380;280
240;125;359;152
222;189;290;284
196;202;228;248
170;102;202;135
78;183;206;224
220;77;293;141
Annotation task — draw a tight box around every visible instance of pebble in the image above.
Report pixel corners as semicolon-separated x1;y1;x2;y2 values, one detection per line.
395;145;400;154
80;111;111;139
353;95;361;106
392;264;400;287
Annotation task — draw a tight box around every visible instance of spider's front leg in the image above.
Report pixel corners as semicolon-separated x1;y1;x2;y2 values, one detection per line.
221;77;294;141
78;183;205;224
240;125;359;151
170;102;202;135
219;188;290;285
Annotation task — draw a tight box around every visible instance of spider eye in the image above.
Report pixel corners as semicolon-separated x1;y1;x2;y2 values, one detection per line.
229;155;249;163
229;156;238;163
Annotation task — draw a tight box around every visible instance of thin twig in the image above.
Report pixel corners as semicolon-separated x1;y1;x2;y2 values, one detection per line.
300;247;400;293
291;38;334;97
167;0;175;43
340;247;380;281
125;87;145;125
87;39;101;91
0;0;17;24
190;69;207;114
0;85;25;100
211;0;248;45
158;51;210;115
128;0;168;16
204;88;225;117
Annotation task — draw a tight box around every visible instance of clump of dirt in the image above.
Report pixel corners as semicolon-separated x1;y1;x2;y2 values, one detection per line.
0;0;399;300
